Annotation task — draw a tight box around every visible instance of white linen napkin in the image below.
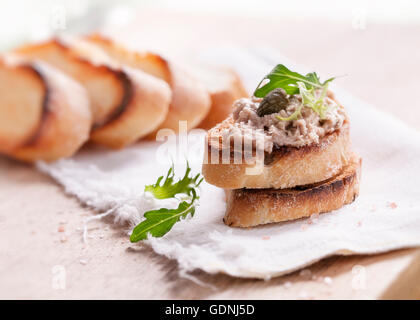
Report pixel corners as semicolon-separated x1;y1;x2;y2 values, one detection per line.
37;47;420;279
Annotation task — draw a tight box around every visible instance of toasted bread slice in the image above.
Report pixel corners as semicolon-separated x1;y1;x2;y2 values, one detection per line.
85;34;211;136
224;153;361;227
89;66;171;148
202;116;352;189
0;55;91;162
15;39;127;127
185;64;248;129
15;38;171;148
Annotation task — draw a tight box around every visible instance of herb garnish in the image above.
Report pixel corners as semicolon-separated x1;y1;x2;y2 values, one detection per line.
144;163;202;199
254;64;335;120
130;163;203;242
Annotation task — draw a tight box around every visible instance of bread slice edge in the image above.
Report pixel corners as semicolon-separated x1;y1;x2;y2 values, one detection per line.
223;153;362;227
203;116;352;189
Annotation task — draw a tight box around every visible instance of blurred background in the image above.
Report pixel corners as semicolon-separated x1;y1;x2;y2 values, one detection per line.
1;0;419;128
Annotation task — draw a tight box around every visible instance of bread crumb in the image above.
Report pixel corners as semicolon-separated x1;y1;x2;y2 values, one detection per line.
357;221;363;227
59;220;67;225
388;202;397;209
262;236;270;240
300;224;308;231
60;235;67;243
58;226;65;233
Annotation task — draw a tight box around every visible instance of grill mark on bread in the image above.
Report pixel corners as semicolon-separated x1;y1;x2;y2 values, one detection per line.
91;69;133;130
236;167;356;200
51;39;134;130
19;39;134;130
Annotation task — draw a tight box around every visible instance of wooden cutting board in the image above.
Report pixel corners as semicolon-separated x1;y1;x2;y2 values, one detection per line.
0;11;419;299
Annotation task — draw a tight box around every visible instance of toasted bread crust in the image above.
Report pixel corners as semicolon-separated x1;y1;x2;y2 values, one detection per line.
0;57;91;162
16;39;127;128
197;67;249;130
202;116;352;189
224;154;362;227
0;59;46;152
90;67;171;148
16;39;171;148
85;34;211;136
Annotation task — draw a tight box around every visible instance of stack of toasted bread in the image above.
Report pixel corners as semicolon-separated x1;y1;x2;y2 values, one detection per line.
0;34;247;162
202;94;362;228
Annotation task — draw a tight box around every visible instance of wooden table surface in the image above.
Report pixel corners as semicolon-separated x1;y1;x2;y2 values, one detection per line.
0;11;419;299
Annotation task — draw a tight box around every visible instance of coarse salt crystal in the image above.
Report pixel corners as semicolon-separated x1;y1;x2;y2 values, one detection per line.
79;259;88;265
310;213;319;223
299;269;312;278
283;281;292;289
324;277;333;285
388;202;397;209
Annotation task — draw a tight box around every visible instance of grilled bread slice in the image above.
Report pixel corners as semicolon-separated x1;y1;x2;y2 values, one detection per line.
85;34;211;136
224;153;361;227
15;38;171;148
202;116;352;189
185;64;248;129
0;55;91;162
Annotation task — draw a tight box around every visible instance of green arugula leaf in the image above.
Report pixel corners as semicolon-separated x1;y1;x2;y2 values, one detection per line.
130;163;202;243
255;64;336;120
254;65;328;97
130;195;197;242
144;162;203;199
